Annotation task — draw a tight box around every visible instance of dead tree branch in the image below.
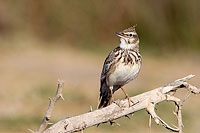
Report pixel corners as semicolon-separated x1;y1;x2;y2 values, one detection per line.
42;75;199;133
35;80;64;133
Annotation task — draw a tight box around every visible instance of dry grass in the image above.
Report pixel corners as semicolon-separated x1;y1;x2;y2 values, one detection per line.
0;41;200;133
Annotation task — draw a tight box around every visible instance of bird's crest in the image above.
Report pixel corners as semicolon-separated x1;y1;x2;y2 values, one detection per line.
122;24;137;33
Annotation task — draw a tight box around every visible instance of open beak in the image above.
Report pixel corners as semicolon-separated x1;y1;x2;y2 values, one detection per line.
115;32;124;37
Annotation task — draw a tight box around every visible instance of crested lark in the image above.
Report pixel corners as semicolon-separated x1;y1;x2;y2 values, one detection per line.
98;25;142;108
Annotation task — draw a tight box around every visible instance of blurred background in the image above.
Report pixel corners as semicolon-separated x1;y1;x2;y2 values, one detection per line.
0;0;200;132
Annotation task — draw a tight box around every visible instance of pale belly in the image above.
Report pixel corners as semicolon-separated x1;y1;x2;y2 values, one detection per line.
107;63;141;86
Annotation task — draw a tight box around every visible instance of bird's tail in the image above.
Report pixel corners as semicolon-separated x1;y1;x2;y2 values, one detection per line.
97;83;112;109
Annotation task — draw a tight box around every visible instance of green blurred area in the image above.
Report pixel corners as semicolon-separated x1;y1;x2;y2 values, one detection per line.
0;1;200;133
0;0;200;55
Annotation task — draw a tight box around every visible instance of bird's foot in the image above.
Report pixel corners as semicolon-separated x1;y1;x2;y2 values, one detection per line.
126;96;139;107
113;99;122;108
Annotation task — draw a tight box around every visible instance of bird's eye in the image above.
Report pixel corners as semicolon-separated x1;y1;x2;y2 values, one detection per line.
129;34;133;37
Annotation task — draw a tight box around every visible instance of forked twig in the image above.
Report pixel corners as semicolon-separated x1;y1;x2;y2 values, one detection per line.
34;80;64;133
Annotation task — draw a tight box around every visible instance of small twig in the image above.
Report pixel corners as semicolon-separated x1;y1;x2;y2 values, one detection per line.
149;115;152;128
109;120;120;126
125;115;131;119
28;129;35;133
166;94;183;133
89;105;93;112
175;101;183;133
35;80;64;133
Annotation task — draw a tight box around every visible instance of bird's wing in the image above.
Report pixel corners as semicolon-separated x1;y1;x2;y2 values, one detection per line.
100;47;120;82
98;47;121;108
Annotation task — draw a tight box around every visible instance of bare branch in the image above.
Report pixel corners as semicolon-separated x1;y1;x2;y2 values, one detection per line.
146;102;179;132
43;75;199;133
36;80;64;133
28;129;35;133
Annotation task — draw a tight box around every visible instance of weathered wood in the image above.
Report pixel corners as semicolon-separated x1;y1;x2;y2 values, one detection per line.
36;80;64;133
42;75;199;133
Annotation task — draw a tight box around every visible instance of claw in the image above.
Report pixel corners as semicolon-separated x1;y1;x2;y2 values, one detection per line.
120;87;139;107
126;96;139;107
113;100;122;107
127;96;134;107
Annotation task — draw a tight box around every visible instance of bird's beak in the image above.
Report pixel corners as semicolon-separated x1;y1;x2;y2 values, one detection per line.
115;32;124;37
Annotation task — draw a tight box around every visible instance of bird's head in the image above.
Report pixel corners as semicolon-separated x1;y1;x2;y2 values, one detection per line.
116;24;139;49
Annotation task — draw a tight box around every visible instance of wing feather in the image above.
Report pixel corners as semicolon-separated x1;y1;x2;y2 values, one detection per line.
100;47;120;82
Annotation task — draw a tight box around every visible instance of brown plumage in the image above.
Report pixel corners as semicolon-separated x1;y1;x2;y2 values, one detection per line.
98;25;142;108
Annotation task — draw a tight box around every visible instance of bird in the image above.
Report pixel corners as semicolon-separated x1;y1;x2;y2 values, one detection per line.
98;24;142;108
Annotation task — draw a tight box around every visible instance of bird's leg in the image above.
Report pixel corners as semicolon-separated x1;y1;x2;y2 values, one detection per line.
120;87;134;107
110;86;115;104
